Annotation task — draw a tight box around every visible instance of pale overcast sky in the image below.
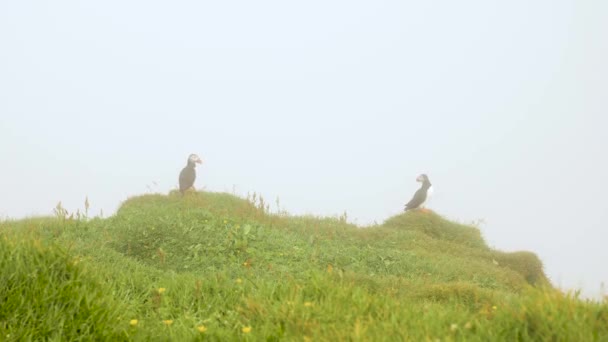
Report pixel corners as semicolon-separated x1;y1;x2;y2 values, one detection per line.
1;1;607;298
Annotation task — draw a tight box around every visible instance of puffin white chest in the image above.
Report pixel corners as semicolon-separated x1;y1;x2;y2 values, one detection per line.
422;186;434;207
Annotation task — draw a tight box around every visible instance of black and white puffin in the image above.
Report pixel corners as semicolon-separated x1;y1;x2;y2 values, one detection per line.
179;153;203;195
404;174;433;211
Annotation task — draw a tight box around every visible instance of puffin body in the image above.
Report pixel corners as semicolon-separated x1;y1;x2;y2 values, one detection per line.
404;174;432;211
179;154;202;195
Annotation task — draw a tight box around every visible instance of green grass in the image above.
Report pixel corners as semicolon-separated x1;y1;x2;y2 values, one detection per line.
1;191;606;341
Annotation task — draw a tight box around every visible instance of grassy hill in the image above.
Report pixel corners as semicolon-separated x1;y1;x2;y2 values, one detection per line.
1;191;606;341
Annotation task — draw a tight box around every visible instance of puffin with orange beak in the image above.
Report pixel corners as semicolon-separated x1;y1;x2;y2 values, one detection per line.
404;174;433;212
179;153;203;195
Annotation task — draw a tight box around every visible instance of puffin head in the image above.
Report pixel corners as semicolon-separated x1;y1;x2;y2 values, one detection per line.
188;153;203;165
416;174;429;183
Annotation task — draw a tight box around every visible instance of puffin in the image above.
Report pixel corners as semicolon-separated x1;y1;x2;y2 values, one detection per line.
404;174;433;212
179;153;202;195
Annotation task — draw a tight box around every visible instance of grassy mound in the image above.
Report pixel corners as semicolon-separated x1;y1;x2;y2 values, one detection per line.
0;191;606;341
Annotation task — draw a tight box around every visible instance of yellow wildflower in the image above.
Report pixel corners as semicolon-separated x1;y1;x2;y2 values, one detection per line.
197;325;207;333
450;323;458;332
129;319;138;326
492;305;497;310
242;326;252;333
158;287;166;294
163;320;173;326
236;278;243;284
304;302;313;307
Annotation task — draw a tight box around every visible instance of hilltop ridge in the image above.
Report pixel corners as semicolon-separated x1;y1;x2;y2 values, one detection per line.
112;192;548;291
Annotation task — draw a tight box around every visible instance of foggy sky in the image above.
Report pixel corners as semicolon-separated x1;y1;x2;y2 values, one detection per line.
1;1;607;298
